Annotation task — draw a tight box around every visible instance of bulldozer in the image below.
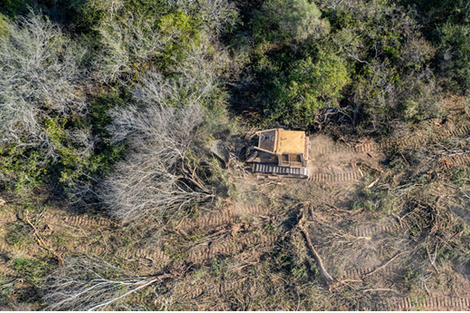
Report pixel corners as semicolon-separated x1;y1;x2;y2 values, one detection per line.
246;128;310;179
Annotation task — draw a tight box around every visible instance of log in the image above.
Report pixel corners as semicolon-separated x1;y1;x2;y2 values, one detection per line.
298;212;337;287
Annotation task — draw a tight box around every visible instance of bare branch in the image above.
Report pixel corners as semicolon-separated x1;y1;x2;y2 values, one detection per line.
42;255;169;311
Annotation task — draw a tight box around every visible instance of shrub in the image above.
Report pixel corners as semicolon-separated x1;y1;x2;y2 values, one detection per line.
264;52;350;127
436;22;470;94
254;0;329;43
0;12;93;191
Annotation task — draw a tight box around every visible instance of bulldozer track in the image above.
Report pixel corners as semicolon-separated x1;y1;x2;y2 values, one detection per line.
233;205;270;216
187;232;277;265
0;240;41;256
178;209;236;232
308;171;363;183
353;223;405;238
442;154;470;168
311;143;380;155
438;124;470;139
389;124;470;150
311;124;470;157
177;278;247;300
178;206;270;232
0;211;18;224
45;212;116;228
72;244;171;265
380;297;470;311
339;264;400;280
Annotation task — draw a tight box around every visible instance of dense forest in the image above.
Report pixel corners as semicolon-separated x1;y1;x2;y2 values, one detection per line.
1;0;470;310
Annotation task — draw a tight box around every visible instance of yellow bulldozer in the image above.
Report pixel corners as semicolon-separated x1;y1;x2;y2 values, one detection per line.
246;128;310;179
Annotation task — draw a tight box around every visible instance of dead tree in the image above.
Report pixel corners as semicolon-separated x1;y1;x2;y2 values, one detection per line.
0;12;87;145
167;0;237;36
101;100;212;228
42;255;169;311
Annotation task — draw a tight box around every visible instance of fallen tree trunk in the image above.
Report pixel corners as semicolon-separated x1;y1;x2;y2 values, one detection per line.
24;211;64;265
298;211;337;288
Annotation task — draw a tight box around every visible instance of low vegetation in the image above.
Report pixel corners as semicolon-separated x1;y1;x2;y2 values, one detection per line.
1;0;470;310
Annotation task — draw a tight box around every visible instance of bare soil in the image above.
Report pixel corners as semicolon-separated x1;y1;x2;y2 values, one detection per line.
2;98;470;310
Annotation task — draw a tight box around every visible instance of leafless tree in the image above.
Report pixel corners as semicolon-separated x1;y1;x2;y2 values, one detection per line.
0;12;89;157
94;10;172;83
42;254;167;311
98;12;233;225
100;68;216;225
168;0;238;36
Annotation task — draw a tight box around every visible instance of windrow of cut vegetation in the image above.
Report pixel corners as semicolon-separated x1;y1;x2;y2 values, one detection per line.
1;0;470;310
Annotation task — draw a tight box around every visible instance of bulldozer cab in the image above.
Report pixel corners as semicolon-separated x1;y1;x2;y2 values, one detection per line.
246;128;310;179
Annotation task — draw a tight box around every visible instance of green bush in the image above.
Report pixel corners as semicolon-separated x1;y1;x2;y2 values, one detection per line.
263;52;350;127
253;0;329;43
13;257;55;286
436;22;470;94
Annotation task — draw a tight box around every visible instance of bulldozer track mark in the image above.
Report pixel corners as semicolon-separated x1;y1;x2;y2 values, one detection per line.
0;241;40;256
179;206;269;232
381;297;470;311
442;154;470;168
353;223;404;237
178;278;246;300
233;205;270;216
386;124;470;151
0;212;18;224
339;267;374;279
311;143;380;155
339;264;400;280
178;210;235;231
46;212;116;229
187;233;277;265
71;242;171;265
308;171;363;183
438;125;470;139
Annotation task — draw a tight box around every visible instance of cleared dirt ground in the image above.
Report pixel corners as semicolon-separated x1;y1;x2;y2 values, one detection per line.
1;98;470;310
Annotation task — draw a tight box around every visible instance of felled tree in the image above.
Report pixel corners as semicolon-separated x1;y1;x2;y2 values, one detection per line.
42;255;167;311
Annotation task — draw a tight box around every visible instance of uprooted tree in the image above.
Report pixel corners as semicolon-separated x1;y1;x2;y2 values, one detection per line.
42;255;170;311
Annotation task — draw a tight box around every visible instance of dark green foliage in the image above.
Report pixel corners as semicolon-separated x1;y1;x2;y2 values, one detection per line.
13;257;54;286
262;52;350;127
0;0;29;16
253;0;329;43
435;23;470;94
